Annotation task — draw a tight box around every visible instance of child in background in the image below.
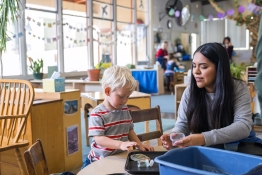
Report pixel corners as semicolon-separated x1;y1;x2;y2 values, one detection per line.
82;66;154;168
164;53;179;91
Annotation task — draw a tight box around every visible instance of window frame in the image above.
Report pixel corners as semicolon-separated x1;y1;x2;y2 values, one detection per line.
4;0;148;79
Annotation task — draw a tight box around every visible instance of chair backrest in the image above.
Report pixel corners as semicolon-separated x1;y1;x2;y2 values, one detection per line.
0;79;34;146
24;139;50;175
129;105;163;146
173;72;184;85
127;104;140;111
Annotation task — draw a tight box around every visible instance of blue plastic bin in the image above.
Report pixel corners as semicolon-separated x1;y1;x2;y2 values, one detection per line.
154;146;262;175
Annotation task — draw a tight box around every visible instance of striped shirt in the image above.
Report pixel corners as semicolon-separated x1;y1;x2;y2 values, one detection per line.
88;104;134;162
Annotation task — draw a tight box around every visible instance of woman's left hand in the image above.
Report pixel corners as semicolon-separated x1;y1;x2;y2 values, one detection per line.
173;134;205;148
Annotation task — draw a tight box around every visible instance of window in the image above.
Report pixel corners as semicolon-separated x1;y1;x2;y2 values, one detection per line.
201;18;249;49
93;19;113;66
201;19;225;44
136;0;148;62
2;21;21;76
117;23;134;66
63;1;88;72
26;0;57;11
25;9;58;74
226;19;248;49
116;0;135;65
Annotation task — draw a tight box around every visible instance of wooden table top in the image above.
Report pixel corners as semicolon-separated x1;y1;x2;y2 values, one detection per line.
33;99;62;105
30;79;100;84
81;91;151;101
34;88;80;93
77;146;166;175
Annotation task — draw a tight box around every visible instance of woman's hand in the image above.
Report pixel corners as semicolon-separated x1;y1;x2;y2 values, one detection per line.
160;134;173;150
119;141;137;151
173;134;205;148
137;144;154;151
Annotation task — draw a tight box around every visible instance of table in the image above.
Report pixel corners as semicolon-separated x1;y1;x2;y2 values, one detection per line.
81;91;151;146
77;146;166;175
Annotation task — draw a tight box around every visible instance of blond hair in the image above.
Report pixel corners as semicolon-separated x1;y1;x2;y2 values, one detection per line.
101;65;137;92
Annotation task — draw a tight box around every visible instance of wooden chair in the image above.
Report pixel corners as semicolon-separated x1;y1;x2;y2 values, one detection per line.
24;139;50;175
129;105;163;146
127;104;140;111
170;72;184;94
0;79;35;175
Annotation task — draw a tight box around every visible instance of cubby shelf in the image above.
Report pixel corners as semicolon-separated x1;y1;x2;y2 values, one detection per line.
246;66;257;84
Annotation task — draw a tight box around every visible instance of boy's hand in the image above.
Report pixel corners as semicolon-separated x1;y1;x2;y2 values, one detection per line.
120;141;137;151
137;144;154;151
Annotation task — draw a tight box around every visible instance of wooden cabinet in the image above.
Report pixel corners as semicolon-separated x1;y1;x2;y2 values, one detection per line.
34;89;82;173
174;84;188;120
246;66;257;84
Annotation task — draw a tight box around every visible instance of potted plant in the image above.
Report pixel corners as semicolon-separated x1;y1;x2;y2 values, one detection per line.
87;61;103;81
28;56;44;80
0;0;21;79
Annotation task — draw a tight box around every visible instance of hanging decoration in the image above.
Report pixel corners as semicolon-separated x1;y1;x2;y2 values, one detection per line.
208;14;213;21
175;10;180;17
227;9;235;16
11;15;144;48
247;2;262;15
198;15;205;21
217;12;224;19
238;5;245;13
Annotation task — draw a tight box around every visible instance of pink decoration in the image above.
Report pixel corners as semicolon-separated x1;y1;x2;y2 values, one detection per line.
238;5;245;13
227;9;235;16
217;12;224;19
175;10;180;17
208;15;213;21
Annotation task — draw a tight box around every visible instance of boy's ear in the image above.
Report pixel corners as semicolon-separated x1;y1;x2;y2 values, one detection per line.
105;87;111;96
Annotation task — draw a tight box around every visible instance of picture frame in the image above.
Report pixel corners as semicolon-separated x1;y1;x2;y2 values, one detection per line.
66;125;79;156
64;100;78;115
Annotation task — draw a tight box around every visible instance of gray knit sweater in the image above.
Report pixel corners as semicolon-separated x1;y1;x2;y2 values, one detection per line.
172;80;253;146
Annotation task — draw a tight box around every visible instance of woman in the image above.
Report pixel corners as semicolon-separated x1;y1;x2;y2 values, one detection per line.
161;42;252;149
223;37;234;62
156;41;169;70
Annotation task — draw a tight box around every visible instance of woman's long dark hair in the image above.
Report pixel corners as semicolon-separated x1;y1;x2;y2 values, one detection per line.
187;43;234;133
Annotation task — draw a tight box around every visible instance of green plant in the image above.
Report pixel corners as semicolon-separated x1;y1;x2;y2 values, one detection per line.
94;61;112;69
0;0;21;78
230;63;246;80
28;56;43;73
126;64;136;69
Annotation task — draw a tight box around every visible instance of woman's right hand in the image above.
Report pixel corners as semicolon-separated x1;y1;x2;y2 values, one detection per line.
160;134;173;150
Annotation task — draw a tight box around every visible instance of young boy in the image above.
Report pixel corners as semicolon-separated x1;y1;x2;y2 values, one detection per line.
82;65;154;168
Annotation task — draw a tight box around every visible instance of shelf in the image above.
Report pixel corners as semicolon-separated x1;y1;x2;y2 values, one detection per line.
246;66;257;84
